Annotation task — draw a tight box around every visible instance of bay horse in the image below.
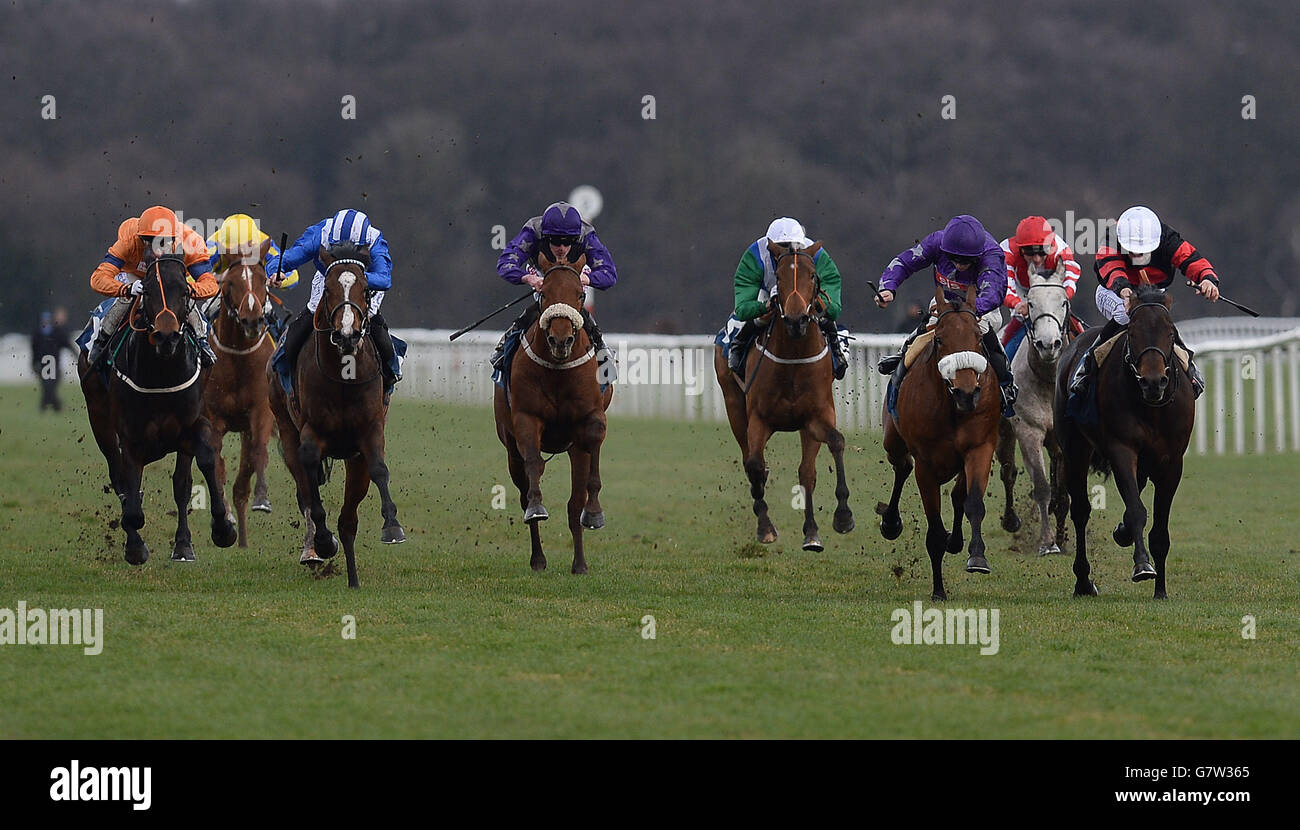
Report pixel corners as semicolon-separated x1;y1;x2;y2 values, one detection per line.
996;273;1072;554
203;238;276;547
1053;286;1194;599
714;240;853;551
494;249;612;573
878;284;1000;600
77;253;238;564
267;242;405;588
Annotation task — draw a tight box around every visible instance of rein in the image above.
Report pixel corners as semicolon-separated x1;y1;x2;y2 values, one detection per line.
524;262;594;370
315;258;371;339
1122;302;1179;407
742;248;828;393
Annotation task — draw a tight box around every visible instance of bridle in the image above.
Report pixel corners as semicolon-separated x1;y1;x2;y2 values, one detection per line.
130;254;189;346
1025;282;1069;345
526;261;595;369
316;258;372;343
741;248;827;394
931;304;986;396
1122;301;1179;407
214;263;269;352
772;249;822;324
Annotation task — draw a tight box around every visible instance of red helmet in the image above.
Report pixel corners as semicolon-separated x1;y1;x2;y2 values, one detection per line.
1014;216;1054;249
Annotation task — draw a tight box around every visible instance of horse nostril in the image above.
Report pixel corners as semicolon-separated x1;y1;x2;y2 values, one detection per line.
1052;339;1062;350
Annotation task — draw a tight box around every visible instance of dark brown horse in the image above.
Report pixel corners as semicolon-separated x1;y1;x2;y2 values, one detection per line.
268;243;404;588
879;285;1000;600
78;254;238;563
494;250;613;573
714;240;853;551
1053;286;1194;599
203;239;276;547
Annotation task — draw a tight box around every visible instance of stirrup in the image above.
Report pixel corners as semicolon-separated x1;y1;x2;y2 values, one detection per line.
878;351;902;375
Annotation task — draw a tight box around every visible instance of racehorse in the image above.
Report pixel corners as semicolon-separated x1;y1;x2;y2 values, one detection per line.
879;284;1000;600
203;238;276;547
996;273;1072;555
494;249;612;573
267;242;405;588
78;253;238;563
1054;285;1194;599
714;240;853;551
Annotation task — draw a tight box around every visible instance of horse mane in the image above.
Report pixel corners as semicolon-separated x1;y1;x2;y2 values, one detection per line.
1133;284;1168;306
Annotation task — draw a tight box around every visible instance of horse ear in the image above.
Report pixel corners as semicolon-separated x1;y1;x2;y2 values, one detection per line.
965;282;977;310
537;246;554;271
572;252;587;271
934;284;949;311
805;241;823;258
259;237;272;261
318;245;332;266
767;241;786;259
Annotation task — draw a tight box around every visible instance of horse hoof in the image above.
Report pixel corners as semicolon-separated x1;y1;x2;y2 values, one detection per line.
1113;522;1134;547
833;511;855;534
1073;581;1099;597
530;558;547;572
524;504;548;524
1131;562;1156;582
170;543;196;562
124;542;150;566
965;556;990;574
879;516;902;541
382;524;407;544
931;591;947;602
571;562;588;575
580;509;605;530
1001;513;1022;533
315;534;339;559
802;535;824;552
251;498;272;513
946;534;964;554
300;550;324;566
757;529;778;544
1038;543;1062;556
212;516;238;549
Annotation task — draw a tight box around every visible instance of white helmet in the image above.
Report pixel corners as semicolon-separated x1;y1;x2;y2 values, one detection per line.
766;217;814;249
1116;206;1162;254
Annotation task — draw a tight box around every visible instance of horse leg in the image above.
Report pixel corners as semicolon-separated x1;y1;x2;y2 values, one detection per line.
170;451;196;562
513;413;548;524
797;430;823;552
233;429;254;548
567;447;590;574
962;444;995;575
946;473;966;554
1148;461;1181;600
579;416;607;530
715;346;749;457
119;449;148;565
743;415;777;543
83;375;123;497
275;417;320;564
878;413;911;541
915;462;949;601
996;418;1022;533
1109;447;1155;582
1047;430;1070;546
193;418;238;549
362;431;404;544
251;406;273;513
338;455;370;589
505;438;545;571
1062;430;1097;596
1019;428;1057;555
297;428;336;559
815;417;854;534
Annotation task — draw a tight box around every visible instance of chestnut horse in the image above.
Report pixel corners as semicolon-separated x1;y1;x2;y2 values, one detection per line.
494;250;612;573
268;243;404;588
78;253;238;564
714;240;853;551
879;285;1000;600
203;238;276;547
1053;286;1194;599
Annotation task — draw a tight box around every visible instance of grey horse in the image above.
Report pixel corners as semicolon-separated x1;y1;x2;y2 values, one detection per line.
996;273;1074;554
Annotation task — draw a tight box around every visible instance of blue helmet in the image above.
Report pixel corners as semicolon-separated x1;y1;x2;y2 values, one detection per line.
324;209;373;246
940;215;988;258
540;202;583;238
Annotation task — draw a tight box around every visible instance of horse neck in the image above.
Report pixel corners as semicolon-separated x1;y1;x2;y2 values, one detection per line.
130;330;196;380
765;315;825;359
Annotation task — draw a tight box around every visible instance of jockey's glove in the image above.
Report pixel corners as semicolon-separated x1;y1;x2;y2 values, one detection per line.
129;280;145;297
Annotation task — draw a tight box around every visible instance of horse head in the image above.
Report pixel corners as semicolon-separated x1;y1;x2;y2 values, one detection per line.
769;240;823;338
536;249;587;361
219;238;271;340
136;253;191;357
1124;285;1176;405
317;242;371;355
932;283;987;413
1024;272;1069;363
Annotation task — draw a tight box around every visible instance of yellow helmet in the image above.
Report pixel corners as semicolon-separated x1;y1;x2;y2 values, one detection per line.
215;214;264;254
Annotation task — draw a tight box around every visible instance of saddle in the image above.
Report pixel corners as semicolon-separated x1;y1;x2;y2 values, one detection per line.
1093;330;1191;372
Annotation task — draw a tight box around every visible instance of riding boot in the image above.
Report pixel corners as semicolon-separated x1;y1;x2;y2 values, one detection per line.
728;319;758;375
983;328;1018;418
1068;317;1125;397
879;317;926;376
283;310;314;391
819;317;847;380
582;308;618;384
187;306;216;368
87;298;132;368
1172;329;1206;399
370;313;399;386
491;304;540;371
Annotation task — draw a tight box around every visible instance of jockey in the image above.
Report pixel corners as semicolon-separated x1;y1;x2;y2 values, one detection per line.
491;201;618;380
1068;205;1215;399
86;206;218;369
726;217;847;379
268;209;400;391
999;215;1083;359
875;214;1017;417
204;213;300;338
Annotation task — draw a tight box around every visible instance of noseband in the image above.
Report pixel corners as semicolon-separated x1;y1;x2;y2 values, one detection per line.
932;305;987;395
318;258;371;344
1122;301;1179;407
131;255;189;341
